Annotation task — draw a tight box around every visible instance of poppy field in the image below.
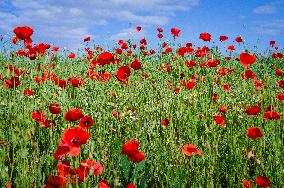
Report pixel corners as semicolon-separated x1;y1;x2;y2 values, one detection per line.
0;26;283;188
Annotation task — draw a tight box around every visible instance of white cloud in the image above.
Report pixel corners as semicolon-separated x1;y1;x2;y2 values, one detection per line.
110;28;146;41
0;0;199;50
253;5;276;14
252;19;284;35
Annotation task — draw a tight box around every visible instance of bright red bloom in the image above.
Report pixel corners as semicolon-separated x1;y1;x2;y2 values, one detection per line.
218;106;226;114
57;161;71;177
32;110;55;128
68;52;75;58
62;127;90;147
68;77;84;87
245;106;261;115
276;93;284;101
49;103;61;114
278;80;284;88
157;28;163;32
97;52;115;66
3;76;20;88
116;66;131;84
122;140;140;155
246;127;262;140
128;151;146;163
126;183;136;188
240;52;256;68
162;118;169;127
255;176;271;188
174;87;180;94
157;33;163;38
223;84;231;91
64;109;84;121
227;45;235;51
171;28;181;37
242;70;256;79
78;116;94;129
214;114;226;126
23;89;34;96
45;175;67;188
77;159;103;181
185;81;196;91
243;179;253;188
199;32;211;42
182;144;202;156
84;36;90;42
98;180;111;188
130;59;142;70
275;69;283;76
136;26;142;32
13;26;33;40
263;111;280;120
219;35;228;42
235;36;243;43
270;40;275;46
54;145;70;160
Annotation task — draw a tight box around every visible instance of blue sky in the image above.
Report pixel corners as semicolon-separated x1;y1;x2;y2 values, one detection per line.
0;0;284;53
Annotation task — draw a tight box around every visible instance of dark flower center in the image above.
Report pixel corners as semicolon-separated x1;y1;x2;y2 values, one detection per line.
71;138;79;144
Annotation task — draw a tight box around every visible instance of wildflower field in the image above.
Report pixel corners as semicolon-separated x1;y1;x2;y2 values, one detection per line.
0;26;283;188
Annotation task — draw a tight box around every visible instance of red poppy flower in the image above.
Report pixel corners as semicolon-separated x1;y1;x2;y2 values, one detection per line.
130;59;142;70
64;109;84;121
243;179;253;188
275;69;283;76
23;89;34;96
116;66;131;84
199;32;211;42
263;111;280;120
98;180;111;188
227;45;235;51
68;52;75;58
78;116;94;129
242;70;256;79
239;52;256;68
57;161;71;177
68;77;84;87
185;81;196;91
45;175;67;188
270;40;275;46
49;103;61;115
97;52;115;66
174;88;180;94
136;26;142;32
214;114;226;126
54;145;70;160
219;35;228;42
62;127;90;147
77;159;103;181
182;144;202;156
171;28;181;37
246;127;262;140
245;106;261;115
3;76;20;88
278;80;284;88
128;151;147;163
157;33;163;38
276;93;284;101
157;28;163;32
0;140;5;145
223;84;231;91
126;183;136;188
13;26;33;40
162;118;169;127
121;140;140;155
218;106;226;114
235;37;243;43
84;36;90;42
255;176;271;188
